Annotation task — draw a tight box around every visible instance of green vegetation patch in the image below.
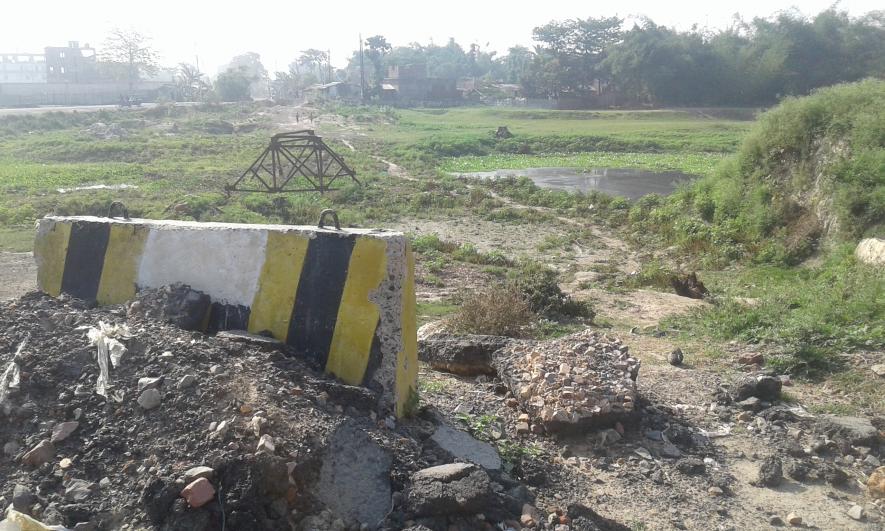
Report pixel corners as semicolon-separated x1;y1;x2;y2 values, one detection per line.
442;152;723;176
668;248;884;377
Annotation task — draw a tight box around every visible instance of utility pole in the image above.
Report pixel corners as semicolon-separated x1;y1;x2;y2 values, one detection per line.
327;49;332;84
359;34;366;102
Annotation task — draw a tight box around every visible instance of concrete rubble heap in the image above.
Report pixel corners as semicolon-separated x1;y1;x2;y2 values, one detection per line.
493;329;641;433
0;292;548;531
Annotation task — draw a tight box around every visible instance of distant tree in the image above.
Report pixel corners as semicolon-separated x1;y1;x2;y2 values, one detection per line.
215;68;252;101
101;28;159;91
298;49;331;84
531;16;623;97
226;52;268;82
364;35;391;96
500;45;534;84
176;63;208;101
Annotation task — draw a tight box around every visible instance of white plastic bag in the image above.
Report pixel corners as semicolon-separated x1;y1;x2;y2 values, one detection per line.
83;322;130;398
0;334;27;415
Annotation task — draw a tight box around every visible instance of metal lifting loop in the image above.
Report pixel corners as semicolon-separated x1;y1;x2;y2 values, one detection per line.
317;209;341;230
107;201;130;220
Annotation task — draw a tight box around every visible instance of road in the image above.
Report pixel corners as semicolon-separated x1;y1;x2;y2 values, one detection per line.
0;101;203;117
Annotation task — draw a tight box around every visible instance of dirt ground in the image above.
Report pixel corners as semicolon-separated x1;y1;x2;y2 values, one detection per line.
1;109;881;529
0;252;35;301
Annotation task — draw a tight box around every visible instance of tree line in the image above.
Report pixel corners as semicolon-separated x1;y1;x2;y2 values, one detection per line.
334;8;884;106
113;7;884;106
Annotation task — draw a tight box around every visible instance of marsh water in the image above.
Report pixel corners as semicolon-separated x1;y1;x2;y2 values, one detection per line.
454;167;695;200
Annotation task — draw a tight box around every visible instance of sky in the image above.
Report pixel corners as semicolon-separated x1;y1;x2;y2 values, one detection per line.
1;0;881;76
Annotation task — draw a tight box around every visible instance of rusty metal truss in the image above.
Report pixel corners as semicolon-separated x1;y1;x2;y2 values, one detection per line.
226;130;359;194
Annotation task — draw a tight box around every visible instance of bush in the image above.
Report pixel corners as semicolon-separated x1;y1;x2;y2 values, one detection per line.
449;283;535;337
508;261;595;319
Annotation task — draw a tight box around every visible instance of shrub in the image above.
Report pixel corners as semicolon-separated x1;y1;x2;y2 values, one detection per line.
449;283;535;337
508;261;594;319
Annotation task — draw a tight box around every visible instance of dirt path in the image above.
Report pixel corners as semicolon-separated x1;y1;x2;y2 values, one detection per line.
0;252;35;301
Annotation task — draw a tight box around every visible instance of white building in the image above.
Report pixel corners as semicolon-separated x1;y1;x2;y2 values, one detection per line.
0;54;47;83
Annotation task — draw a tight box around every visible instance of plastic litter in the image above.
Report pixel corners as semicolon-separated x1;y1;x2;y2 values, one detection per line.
0;334;27;415
0;508;71;531
82;322;131;398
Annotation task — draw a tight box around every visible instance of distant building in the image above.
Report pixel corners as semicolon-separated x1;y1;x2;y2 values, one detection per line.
305;81;354;101
0;53;47;83
44;41;98;83
383;64;459;103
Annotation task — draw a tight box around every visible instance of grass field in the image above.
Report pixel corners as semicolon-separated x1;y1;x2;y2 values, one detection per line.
441;152;724;176
374;107;753;153
0;103;751;250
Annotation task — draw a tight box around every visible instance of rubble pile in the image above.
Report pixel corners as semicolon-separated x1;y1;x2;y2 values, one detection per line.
0;292;543;530
493;330;641;433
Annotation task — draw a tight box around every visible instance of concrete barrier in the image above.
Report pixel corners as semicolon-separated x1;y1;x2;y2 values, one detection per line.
34;216;418;416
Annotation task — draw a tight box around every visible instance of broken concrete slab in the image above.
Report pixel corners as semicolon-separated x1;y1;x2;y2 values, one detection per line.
492;330;640;433
430;423;501;471
819;415;881;446
418;333;512;376
316;420;392;528
408;462;499;517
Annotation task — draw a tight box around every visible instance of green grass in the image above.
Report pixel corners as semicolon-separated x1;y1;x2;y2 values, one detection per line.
374;107;752;153
417;301;459;325
442;151;724;176
0;226;33;252
667;247;884;377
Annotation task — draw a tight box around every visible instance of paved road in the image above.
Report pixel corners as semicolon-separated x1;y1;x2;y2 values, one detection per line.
0;101;203;117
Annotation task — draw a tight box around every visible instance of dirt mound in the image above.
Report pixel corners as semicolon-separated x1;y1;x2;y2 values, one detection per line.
0;292;437;530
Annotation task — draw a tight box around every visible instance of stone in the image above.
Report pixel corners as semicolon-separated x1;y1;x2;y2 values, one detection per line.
22;439;55;466
181;478;216;508
872;364;885;377
12;484;35;513
418;334;511;376
668;348;684;366
3;441;20;456
868;466;885;498
408;463;499;517
847;505;864;521
138;388;162;410
65;479;98;502
769;516;784;526
256;434;275;454
676;458;705;475
183;466;214;483
864;455;881;467
737;352;764;365
431;423;501;470
737;397;763;411
786;513;801;526
645;430;663;441
177;374;196;389
316;420;392;527
757;456;783;487
516;422;531;435
736;411;753;422
819;415;879;446
137;376;164;392
51;421;80;443
707;486;724;496
734;374;781;402
213;420;230;439
251;416;267;437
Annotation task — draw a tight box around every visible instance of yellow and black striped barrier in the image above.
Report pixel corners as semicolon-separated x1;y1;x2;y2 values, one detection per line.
34;216;418;417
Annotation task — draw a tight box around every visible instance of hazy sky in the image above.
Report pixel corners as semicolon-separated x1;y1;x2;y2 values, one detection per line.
2;0;880;75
